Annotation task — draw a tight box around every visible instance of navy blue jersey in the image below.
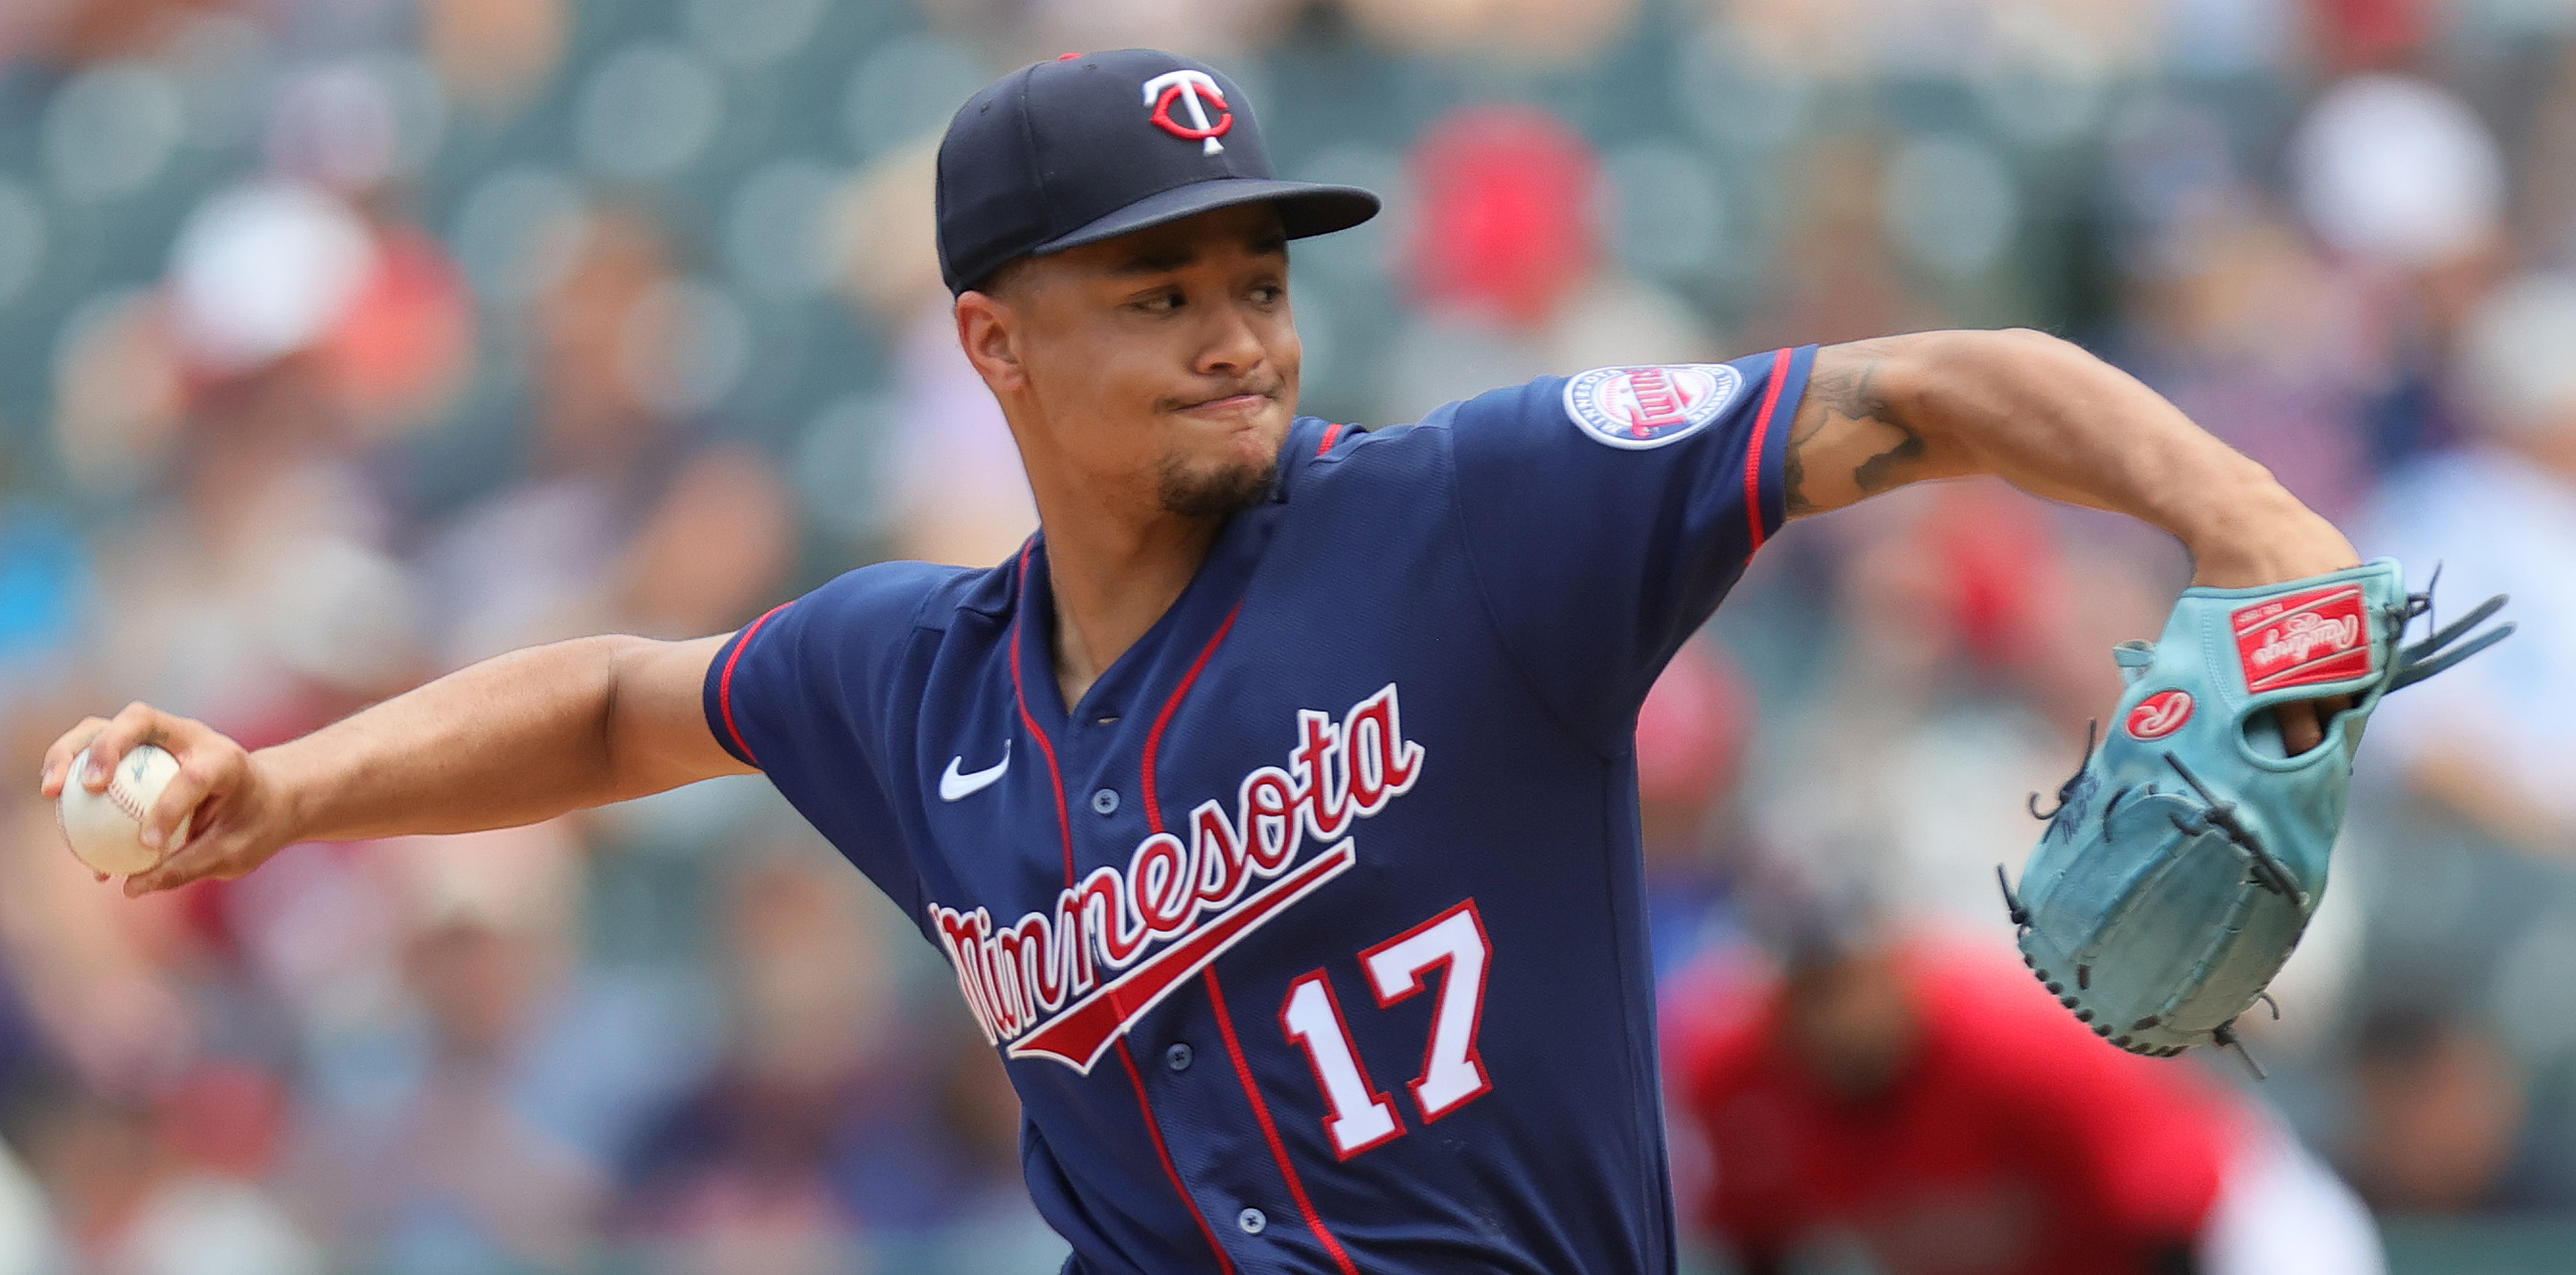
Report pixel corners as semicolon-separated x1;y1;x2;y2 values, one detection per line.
704;349;1815;1274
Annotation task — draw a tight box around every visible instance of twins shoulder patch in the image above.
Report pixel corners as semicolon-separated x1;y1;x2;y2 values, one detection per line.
1562;363;1745;450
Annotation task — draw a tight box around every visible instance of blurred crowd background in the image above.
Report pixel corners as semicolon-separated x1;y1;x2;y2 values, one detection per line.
0;0;2570;1271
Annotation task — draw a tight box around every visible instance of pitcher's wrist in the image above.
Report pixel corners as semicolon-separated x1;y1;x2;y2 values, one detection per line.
247;744;326;847
2175;482;2357;589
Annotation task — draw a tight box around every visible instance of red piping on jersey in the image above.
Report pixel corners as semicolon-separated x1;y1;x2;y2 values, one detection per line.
1007;540;1078;887
1743;347;1793;554
1140;601;1365;1271
717;602;793;765
1017;538;1235;1271
1316;422;1344;457
1140;603;1243;834
1118;1037;1237;1273
1207;968;1363;1275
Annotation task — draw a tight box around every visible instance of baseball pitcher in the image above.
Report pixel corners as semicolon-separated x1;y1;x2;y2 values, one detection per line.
43;50;2498;1275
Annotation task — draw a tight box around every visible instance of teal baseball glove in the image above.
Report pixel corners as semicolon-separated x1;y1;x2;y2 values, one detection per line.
2000;558;2510;1070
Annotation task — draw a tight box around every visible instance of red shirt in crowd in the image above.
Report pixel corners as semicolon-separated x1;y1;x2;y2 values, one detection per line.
1666;940;2244;1275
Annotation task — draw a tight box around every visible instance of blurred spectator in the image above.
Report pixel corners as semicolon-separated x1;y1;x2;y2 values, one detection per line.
837;138;1037;568
1751;134;1944;352
621;853;1038;1273
70;178;433;740
2286;69;2508;463
1382;104;1716;421
11;1063;318;1275
4;0;2576;1265
2290;76;2502;276
1637;642;1753;980
611;444;799;639
315;222;476;443
2361;273;2576;855
1751;484;2169;928
2121;200;2379;521
0;798;199;1101
1405;106;1598;330
420;207;793;662
2339;1007;2528;1214
50;291;188;502
621;853;892;1272
285;827;609;1273
168;182;376;382
1666;931;2384;1275
418;0;567;117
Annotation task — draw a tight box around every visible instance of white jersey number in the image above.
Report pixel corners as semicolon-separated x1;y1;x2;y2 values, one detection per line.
1360;903;1494;1120
1281;974;1404;1157
1278;899;1494;1156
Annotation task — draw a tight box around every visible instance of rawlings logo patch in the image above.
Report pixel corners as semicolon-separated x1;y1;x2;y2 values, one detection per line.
2232;585;2373;694
2127;690;2194;740
1562;364;1743;449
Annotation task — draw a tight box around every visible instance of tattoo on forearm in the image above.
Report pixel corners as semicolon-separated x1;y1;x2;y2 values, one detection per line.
1854;428;1926;492
1782;416;1818;517
1785;349;1930;514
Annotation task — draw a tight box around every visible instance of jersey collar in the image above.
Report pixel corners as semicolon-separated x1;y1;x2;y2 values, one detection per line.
1008;469;1290;731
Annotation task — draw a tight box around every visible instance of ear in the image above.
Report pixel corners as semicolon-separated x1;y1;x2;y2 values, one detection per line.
955;290;1026;394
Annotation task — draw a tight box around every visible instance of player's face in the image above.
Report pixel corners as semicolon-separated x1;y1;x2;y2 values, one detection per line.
969;204;1300;520
1783;952;1920;1100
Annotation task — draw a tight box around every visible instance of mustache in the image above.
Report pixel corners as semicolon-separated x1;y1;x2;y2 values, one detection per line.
1161;378;1285;413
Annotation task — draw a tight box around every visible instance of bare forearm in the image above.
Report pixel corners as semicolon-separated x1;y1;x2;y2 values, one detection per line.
1787;330;2355;584
43;627;743;895
262;635;645;842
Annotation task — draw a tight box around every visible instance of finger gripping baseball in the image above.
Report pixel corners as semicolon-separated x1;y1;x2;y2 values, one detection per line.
2003;559;2511;1061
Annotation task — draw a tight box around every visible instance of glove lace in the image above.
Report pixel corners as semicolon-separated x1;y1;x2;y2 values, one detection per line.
2025;718;2098;823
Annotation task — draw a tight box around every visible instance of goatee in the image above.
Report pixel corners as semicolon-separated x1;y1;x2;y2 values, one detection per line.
1158;454;1278;518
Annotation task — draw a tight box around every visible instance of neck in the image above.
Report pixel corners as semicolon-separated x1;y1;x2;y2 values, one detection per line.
1029;475;1229;713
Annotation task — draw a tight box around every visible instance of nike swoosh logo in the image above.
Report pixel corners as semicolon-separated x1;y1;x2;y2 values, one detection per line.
938;742;1010;801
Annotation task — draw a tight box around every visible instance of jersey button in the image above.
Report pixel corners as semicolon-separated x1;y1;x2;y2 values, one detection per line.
1091;788;1119;815
1237;1207;1266;1236
1164;1042;1192;1072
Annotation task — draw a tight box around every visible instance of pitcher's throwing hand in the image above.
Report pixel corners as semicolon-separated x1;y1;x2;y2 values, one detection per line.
44;49;2401;1275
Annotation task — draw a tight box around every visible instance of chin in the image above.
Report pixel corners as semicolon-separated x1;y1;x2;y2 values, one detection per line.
1157;447;1279;518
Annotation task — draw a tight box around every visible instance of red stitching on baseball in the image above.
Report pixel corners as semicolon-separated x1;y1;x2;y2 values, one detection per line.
106;775;148;822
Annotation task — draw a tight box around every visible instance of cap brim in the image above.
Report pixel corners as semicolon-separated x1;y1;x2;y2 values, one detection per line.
1031;178;1380;260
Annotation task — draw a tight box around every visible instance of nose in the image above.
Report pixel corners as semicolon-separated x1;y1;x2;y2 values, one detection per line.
1194;298;1266;379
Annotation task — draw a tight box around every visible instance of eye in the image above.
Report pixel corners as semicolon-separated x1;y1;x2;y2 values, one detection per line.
1131;289;1185;315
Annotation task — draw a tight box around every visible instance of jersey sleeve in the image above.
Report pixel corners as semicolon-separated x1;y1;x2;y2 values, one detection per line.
1445;347;1814;744
703;561;957;908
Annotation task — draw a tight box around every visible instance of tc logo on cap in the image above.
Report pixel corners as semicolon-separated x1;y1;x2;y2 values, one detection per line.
1142;70;1232;155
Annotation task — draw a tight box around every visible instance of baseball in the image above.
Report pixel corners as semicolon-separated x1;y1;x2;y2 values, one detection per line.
56;745;187;877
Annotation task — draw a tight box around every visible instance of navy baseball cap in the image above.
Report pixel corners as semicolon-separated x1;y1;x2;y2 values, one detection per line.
935;49;1380;295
